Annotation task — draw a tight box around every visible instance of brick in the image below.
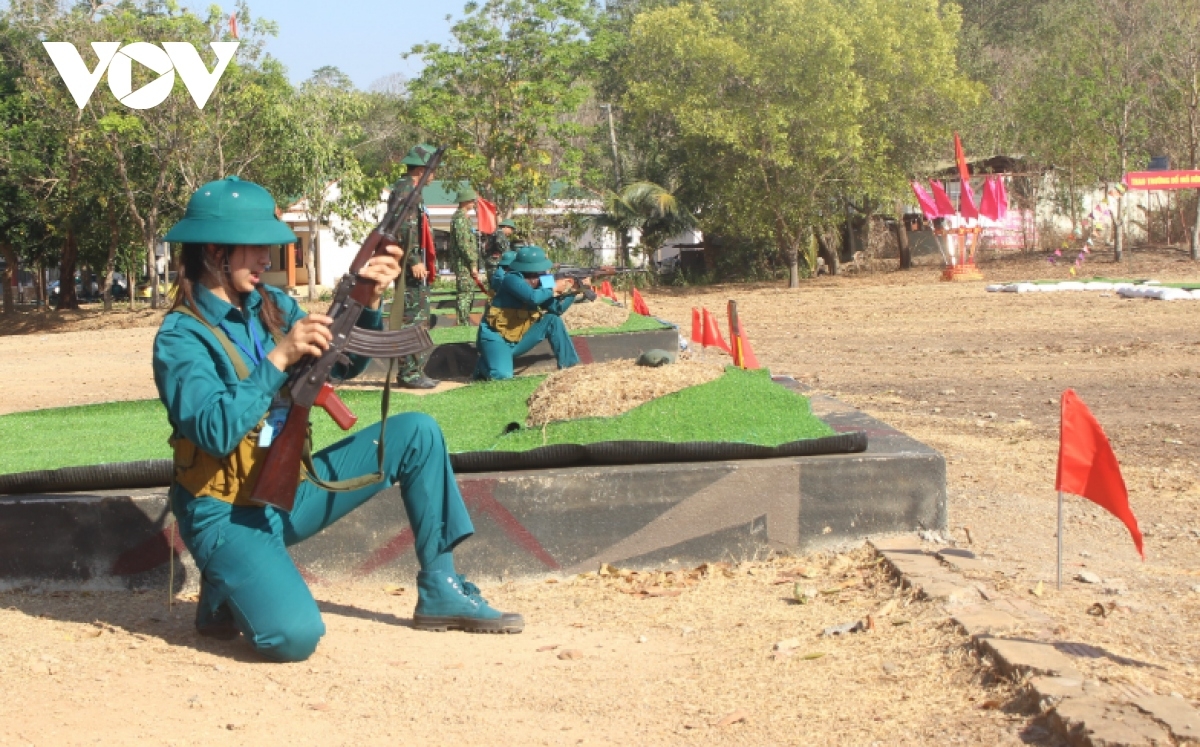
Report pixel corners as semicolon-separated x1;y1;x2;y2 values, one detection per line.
952;605;1024;638
1133;694;1200;743
1051;697;1172;747
979;636;1083;679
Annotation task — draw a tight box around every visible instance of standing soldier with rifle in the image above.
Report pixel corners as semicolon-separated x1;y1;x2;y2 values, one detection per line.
390;144;439;389
448;186;482;325
152;175;523;664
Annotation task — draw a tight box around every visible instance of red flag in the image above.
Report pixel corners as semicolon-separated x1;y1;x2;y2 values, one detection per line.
229;13;239;39
701;308;731;353
930;181;956;217
600;280;617;301
911;182;941;220
631;287;651;316
420;210;436;276
1056;389;1144;559
996;176;1009;220
953;133;971;185
691;308;702;344
476;198;498;234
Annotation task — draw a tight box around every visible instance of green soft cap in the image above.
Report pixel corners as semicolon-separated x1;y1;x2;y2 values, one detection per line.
499;250;517;267
402;143;437;167
163;176;297;246
498;219;517;230
455;186;477;202
509;245;553;273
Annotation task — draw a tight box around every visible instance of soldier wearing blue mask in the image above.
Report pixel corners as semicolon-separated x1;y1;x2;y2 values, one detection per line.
474;245;585;380
154;176;523;662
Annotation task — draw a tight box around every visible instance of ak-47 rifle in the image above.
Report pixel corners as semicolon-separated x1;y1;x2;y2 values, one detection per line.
251;147;446;512
553;265;645;302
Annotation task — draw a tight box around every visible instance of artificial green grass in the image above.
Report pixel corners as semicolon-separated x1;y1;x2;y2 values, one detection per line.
496;368;833;450
1025;277;1200;289
0;368;830;474
428;312;672;345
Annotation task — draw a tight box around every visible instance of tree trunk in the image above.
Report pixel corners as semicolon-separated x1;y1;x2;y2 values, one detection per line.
786;238;800;288
816;230;839;276
58;230;81;310
102;205;119;311
307;218;318;302
894;201;911;270
0;242;16;314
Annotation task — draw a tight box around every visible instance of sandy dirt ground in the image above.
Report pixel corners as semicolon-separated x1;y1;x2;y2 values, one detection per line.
1;248;1199;745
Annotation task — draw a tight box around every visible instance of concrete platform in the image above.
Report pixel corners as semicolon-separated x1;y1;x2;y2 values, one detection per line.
0;388;944;592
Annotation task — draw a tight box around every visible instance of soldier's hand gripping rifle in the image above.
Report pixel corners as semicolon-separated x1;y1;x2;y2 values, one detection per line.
251;147;446;512
554;265;644;302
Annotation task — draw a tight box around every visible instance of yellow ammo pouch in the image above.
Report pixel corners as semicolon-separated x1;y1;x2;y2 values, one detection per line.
485;305;542;343
168;305;301;507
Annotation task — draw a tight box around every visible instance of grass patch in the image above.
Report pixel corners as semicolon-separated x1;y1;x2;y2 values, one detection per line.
497;368;833;450
1024;277;1200;290
0;368;828;475
429;313;672;345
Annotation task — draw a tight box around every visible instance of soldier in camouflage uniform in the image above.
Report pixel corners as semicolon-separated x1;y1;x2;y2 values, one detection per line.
448;187;481;326
389;144;438;389
483;219;517;292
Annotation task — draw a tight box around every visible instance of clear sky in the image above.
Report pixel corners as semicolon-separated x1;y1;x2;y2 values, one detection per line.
180;0;459;89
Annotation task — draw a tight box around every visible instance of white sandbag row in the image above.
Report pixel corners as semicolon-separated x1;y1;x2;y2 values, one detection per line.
1116;286;1200;301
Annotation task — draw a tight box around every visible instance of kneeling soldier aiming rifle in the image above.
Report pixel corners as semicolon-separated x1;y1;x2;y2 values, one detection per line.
153;167;523;663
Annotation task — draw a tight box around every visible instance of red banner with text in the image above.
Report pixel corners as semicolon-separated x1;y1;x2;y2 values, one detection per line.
1123;170;1200;190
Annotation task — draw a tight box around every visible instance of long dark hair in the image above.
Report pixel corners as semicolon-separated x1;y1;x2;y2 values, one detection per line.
170;243;284;337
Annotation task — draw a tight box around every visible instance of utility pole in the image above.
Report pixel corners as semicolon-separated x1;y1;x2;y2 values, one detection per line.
600;103;622;188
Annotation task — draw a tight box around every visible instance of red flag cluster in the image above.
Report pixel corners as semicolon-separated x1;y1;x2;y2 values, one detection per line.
690;306;759;369
1056;390;1144;559
909;134;1009;222
597;280;619;302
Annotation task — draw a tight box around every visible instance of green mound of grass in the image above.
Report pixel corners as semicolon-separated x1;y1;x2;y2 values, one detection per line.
0;368;829;475
428;312;672;345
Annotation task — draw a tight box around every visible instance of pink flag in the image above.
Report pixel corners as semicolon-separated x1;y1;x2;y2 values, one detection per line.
959;178;979;219
979;177;1000;221
930;181;956;217
911;182;941;219
996;176;1009;220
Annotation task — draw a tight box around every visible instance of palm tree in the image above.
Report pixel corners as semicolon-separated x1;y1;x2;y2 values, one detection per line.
586;181;695;267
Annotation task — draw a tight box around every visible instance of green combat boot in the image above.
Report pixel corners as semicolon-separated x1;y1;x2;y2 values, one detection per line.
412;571;525;634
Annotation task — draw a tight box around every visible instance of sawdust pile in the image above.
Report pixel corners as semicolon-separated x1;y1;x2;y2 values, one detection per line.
526;358;724;426
561;298;630;331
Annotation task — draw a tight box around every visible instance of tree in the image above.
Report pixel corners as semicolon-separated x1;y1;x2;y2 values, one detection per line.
618;0;976;286
585;181;694;266
280;71;368;300
404;0;607;214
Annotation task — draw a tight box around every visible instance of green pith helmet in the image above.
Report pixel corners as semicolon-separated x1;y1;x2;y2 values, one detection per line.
498;219;516;230
456;186;477;202
401;143;437;168
508;245;552;273
498;250;517;267
163;176;297;245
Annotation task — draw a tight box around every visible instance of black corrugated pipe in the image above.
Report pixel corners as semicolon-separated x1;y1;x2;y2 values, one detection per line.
0;432;866;496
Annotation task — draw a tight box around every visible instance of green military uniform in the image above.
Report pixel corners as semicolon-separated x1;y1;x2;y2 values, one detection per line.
449;187;479;325
389;144;436;387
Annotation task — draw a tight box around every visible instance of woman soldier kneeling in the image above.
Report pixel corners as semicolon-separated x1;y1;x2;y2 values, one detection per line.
153;176;522;662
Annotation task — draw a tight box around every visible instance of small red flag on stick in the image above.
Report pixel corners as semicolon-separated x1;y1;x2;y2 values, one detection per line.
631;287;651;316
229;13;239;39
1055;389;1144;585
